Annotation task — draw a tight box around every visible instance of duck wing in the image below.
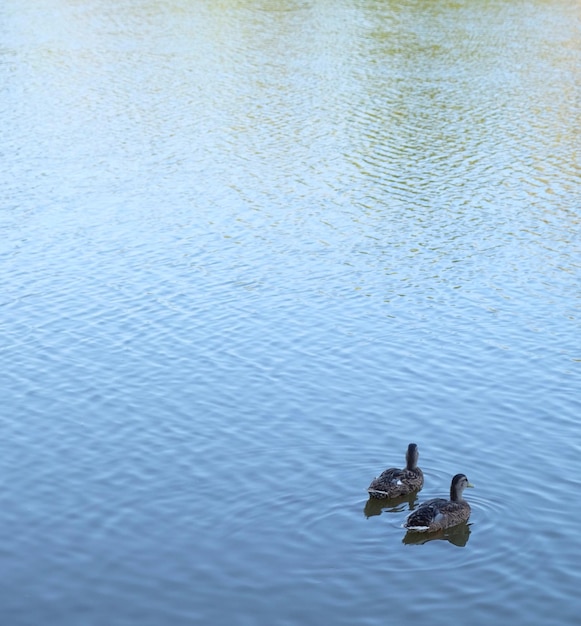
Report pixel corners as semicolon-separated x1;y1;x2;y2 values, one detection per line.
368;467;405;491
404;498;448;530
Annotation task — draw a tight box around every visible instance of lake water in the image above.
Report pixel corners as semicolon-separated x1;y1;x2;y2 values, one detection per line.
1;0;580;624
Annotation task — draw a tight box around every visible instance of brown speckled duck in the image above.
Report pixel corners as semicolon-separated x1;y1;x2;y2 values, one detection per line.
404;473;474;532
367;443;424;499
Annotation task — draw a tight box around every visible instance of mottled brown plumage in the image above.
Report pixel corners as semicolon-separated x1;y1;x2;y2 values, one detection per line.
404;473;474;532
367;443;424;499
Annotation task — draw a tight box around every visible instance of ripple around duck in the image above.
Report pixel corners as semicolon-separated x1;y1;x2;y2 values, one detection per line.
356;461;527;572
395;490;529;572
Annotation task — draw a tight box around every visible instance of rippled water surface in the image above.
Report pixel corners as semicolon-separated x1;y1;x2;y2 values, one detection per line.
1;0;580;624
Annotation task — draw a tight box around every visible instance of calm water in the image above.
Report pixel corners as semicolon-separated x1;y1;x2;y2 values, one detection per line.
1;0;580;623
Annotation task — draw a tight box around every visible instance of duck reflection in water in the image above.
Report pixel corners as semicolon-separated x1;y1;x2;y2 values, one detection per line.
403;521;471;547
364;492;419;518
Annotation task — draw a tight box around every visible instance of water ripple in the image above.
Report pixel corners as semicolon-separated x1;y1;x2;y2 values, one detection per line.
1;0;580;624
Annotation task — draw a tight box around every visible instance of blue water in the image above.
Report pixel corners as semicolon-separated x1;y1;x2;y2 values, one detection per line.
1;0;580;624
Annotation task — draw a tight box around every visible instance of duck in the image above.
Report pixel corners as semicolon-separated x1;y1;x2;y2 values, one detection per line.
367;443;424;499
404;473;474;532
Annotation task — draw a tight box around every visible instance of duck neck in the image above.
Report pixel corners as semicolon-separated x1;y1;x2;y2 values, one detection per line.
450;485;464;502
